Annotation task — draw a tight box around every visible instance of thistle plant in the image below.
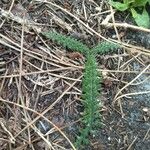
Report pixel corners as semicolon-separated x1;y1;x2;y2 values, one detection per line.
42;31;120;149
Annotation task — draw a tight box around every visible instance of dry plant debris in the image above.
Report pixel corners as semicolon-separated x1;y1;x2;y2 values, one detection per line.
0;0;150;150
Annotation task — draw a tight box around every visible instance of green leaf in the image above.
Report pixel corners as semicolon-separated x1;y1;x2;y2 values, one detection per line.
92;41;120;54
109;0;129;11
132;0;148;7
75;53;101;148
42;31;89;54
124;0;135;4
131;8;150;28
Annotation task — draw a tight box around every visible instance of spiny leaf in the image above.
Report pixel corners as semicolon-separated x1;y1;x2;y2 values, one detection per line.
75;53;101;147
43;31;121;149
42;31;89;54
92;41;120;54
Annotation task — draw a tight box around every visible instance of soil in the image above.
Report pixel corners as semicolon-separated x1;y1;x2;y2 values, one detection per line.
0;0;150;150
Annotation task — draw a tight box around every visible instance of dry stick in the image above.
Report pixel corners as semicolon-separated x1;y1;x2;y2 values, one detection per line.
115;90;150;101
109;5;122;72
110;6;121;42
143;128;150;141
82;0;87;21
127;136;138;150
17;17;32;146
0;98;77;150
0;70;8;93
101;22;150;33
91;10;111;17
114;64;150;102
18;16;24;105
